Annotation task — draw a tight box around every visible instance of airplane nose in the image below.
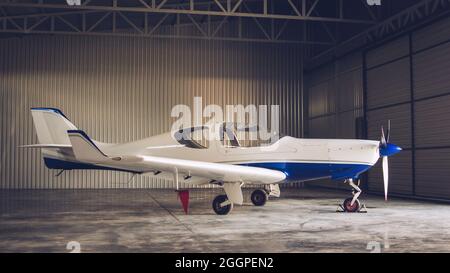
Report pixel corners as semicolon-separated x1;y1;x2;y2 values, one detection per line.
380;143;402;157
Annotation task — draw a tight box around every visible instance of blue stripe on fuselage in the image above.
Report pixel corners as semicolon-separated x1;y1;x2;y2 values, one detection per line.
239;162;372;181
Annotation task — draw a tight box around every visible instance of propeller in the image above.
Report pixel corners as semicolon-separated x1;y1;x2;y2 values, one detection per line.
379;120;402;201
380;120;391;201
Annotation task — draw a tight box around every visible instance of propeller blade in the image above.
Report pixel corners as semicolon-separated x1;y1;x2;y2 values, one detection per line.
381;126;387;147
382;156;389;201
386;120;391;143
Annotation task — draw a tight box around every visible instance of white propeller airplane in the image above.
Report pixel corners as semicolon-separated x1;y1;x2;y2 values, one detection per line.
23;108;402;215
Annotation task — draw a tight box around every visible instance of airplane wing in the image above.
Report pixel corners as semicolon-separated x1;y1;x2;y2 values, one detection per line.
67;130;286;185
19;144;72;149
140;170;212;187
136;155;286;184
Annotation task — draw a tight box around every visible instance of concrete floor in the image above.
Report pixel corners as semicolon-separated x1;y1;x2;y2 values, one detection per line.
1;188;450;253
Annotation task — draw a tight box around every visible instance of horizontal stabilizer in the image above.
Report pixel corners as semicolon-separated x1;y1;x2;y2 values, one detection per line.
67;130;108;163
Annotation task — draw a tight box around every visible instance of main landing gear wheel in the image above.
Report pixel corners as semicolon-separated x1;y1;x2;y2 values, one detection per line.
212;195;233;215
251;189;268;206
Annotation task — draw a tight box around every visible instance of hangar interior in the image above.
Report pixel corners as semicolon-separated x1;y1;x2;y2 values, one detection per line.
1;0;450;253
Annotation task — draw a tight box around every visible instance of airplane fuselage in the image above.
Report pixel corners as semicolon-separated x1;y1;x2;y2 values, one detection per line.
43;131;381;183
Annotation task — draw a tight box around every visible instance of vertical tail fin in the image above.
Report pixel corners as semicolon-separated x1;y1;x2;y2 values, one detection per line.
30;108;77;145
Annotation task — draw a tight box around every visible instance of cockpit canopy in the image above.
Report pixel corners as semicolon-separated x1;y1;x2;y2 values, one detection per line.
173;126;210;149
173;123;276;149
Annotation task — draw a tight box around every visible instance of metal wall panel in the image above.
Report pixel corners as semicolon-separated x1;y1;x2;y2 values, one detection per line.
413;42;450;99
415;95;450;148
367;104;412;149
336;52;363;74
336;110;363;139
366;36;409;69
308;81;335;118
413;16;450;52
410;21;450;201
366;58;411;109
416;149;450;199
0;35;303;189
337;69;363;112
368;151;413;195
307;55;363;120
308;116;336;139
306;65;334;87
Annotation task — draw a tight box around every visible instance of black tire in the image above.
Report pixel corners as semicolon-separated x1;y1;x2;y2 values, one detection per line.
343;198;360;213
212;195;233;215
251;189;268;207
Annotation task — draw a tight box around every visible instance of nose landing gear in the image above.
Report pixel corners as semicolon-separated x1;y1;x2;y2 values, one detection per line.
342;197;361;213
337;179;367;213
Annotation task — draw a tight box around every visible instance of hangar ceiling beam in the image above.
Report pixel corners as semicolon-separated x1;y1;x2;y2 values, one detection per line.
0;15;333;44
0;0;376;25
0;7;333;45
0;1;339;45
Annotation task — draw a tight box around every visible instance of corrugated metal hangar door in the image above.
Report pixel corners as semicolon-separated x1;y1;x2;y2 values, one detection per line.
365;17;450;200
0;36;303;189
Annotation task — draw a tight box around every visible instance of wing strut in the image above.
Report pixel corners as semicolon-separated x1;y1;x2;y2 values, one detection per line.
223;182;244;205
